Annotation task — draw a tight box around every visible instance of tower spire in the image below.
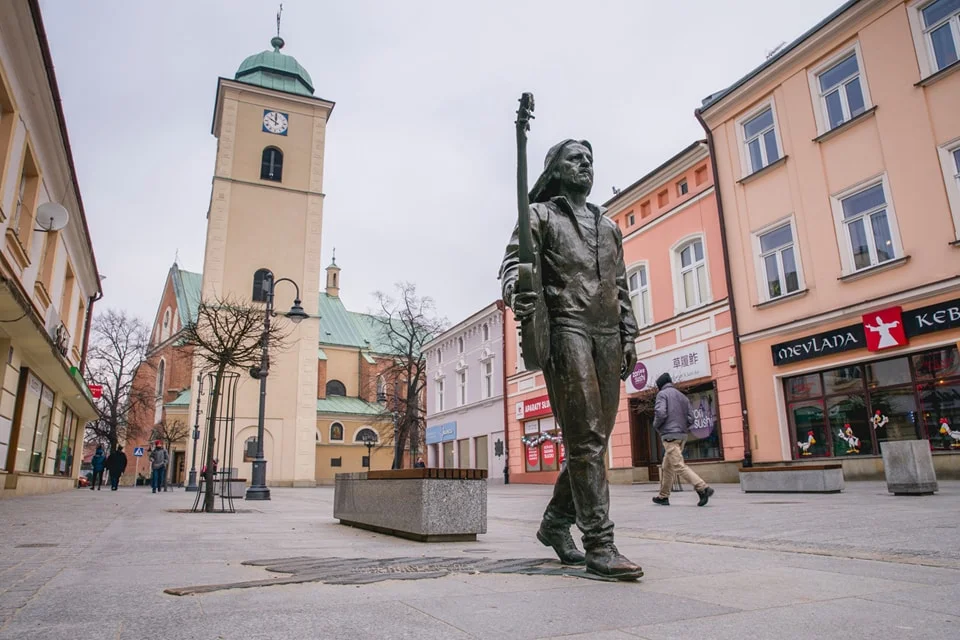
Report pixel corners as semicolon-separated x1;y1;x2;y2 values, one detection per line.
271;4;284;51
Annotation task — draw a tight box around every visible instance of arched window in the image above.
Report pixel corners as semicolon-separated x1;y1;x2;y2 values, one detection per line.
627;265;651;327
326;380;346;397
675;238;709;311
261;147;283;182
376;375;386;402
355;427;378;443
155;359;165;399
482;324;489;342
161;308;172;341
330;422;344;441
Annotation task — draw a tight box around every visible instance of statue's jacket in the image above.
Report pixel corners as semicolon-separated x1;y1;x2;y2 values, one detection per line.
500;196;639;345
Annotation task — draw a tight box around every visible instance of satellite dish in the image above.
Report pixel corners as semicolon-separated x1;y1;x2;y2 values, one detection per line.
35;202;69;232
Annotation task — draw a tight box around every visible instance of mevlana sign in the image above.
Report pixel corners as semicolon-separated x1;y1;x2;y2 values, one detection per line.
772;326;865;366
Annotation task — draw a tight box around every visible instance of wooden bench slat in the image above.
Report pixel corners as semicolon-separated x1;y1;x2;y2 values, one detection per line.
739;464;842;472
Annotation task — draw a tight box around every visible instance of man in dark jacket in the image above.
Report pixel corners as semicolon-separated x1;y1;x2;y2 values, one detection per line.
106;445;128;491
651;372;714;507
501;139;641;580
90;446;106;491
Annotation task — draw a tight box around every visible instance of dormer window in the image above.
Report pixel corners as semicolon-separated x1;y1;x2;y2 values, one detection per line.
261;147;283;182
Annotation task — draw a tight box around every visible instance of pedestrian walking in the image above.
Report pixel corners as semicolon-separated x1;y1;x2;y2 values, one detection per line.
651;372;714;507
90;446;106;491
149;441;168;494
106;445;128;491
414;457;426;469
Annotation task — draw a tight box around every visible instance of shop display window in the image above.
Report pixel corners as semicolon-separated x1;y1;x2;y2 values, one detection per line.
789;400;829;457
826;394;871;456
522;417;562;472
685;388;722;460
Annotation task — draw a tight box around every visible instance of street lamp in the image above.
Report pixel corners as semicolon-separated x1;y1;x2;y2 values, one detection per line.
185;374;203;492
362;431;376;469
246;269;308;501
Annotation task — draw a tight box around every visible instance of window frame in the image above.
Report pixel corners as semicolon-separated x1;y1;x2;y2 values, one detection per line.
482;323;489;342
937;137;960;239
908;0;960;78
626;261;652;327
436;377;445;412
670;235;712;313
482;359;493;400
829;174;904;276
354;427;378;444
735;100;784;177
677;179;689;196
807;42;873;135
457;336;464;354
260;146;283;182
457;369;468;407
751;215;805;303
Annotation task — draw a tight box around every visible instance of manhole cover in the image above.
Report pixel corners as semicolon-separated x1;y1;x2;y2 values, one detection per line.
165;555;634;595
15;543;58;548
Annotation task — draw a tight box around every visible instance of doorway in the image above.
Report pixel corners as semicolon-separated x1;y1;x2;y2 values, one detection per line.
172;451;185;486
629;397;662;481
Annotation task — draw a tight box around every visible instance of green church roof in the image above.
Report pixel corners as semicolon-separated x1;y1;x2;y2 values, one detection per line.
317;293;396;354
235;36;314;97
173;267;202;327
164;389;191;408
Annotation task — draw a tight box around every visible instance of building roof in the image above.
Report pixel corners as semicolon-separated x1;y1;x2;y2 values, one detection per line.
172;266;202;327
164;389;191;408
235;37;315;97
317;396;385;416
698;0;861;114
602;141;707;210
317;293;396;354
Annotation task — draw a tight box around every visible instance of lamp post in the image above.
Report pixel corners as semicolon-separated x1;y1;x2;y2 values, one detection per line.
363;432;376;469
185;374;203;492
246;269;309;501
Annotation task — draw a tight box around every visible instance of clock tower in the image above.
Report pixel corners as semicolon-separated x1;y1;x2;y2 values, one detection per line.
193;35;334;486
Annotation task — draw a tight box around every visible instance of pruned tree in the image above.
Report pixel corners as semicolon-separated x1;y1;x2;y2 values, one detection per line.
180;296;287;512
370;283;446;469
85;309;153;453
153;419;191;486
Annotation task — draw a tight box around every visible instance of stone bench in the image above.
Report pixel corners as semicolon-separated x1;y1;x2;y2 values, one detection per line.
334;468;488;542
739;464;844;493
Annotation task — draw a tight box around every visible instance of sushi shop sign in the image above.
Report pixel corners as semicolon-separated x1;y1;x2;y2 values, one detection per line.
771;298;960;366
625;343;710;394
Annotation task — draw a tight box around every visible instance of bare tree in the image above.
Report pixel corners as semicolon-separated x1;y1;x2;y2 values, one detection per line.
371;283;446;469
180;296;287;512
84;309;152;453
153;419;191;486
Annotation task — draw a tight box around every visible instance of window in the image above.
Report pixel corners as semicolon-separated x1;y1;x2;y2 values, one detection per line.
640;201;651;218
627;265;651;326
361;455;370;468
8;143;40;267
482;324;489;342
12;371;54;474
457;336;464;353
330;457;342;467
834;180;899;272
155;359;165;423
514;325;526;373
657;189;668;208
244;436;258;461
627;213;635;226
813;49;869;132
55;406;79;476
741;106;780;174
522;417;561;472
355;427;378;443
677;179;688;196
325;380;346;396
330;422;344;441
757;222;801;299
38;231;59;293
938;141;960;236
457;370;467;407
376;375;386;402
482;360;493;399
436;378;445;412
920;0;960;72
457;438;470;467
437;349;442;365
675;239;709;310
260;146;283;182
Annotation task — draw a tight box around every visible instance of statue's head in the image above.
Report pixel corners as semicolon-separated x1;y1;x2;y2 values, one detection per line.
529;139;593;202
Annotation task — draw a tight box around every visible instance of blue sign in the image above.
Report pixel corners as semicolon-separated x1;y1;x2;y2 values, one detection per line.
133;447;144;457
425;421;457;445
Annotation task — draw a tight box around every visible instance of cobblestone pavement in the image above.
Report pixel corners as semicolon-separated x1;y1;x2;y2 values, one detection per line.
0;481;957;639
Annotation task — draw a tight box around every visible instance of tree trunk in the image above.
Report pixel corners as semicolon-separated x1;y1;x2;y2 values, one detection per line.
204;366;225;513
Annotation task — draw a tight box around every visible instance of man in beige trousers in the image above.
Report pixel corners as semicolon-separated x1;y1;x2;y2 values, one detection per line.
651;372;714;507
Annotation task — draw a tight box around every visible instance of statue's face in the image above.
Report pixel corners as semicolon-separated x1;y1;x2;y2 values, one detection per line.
554;143;594;192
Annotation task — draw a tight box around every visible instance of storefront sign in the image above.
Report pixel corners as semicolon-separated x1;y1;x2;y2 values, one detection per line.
559;441;566;464
626;343;711;393
88;384;103;399
542;440;556;467
526;445;539;467
773;298;960;366
425;421;457;444
519;394;552;420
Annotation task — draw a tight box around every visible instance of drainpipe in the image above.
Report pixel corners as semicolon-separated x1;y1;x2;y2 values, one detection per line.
79;291;103;376
498;300;510;484
694;109;752;467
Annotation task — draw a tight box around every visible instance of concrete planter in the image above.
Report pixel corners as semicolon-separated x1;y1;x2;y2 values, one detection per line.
739;464;844;493
334;469;487;542
880;440;938;495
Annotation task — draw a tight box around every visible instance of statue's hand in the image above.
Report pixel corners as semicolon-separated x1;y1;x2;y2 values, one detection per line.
620;341;637;381
513;291;538;320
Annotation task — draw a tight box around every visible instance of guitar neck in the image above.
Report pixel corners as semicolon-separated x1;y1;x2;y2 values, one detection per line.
516;123;533;264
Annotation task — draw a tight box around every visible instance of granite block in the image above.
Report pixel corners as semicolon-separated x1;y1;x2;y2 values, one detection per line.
881;440;938;494
739;468;843;493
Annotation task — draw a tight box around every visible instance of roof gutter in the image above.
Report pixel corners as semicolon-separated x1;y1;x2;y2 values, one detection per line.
694;107;752;467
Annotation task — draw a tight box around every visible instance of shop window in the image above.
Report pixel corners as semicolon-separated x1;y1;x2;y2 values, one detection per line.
869;388;920;442
788;400;829;458
457;438;470;468
13;371;54;473
785;373;822;400
822;365;863;395
521;417;562;472
865;358;912;389
913;347;960;379
442;441;454;467
826;394;872;457
685;388;721;460
54;406;79;476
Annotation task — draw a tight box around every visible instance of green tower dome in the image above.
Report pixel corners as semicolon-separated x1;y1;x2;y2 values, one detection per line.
235;36;315;97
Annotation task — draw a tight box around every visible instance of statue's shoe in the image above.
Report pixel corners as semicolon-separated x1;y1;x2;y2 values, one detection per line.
586;545;643;581
536;526;586;565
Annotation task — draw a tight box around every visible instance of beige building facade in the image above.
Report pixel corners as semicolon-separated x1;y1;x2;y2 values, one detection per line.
0;0;100;497
698;0;960;477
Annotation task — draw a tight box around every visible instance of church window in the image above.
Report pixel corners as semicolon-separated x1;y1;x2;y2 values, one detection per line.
326;379;346;397
261;147;283;182
330;422;344;441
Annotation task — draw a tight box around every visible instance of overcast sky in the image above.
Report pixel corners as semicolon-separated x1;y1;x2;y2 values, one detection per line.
40;0;841;327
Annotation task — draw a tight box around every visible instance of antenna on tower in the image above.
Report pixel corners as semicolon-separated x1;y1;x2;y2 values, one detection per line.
332;247;336;265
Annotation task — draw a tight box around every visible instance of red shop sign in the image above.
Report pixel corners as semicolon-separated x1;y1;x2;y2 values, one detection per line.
862;306;907;352
522;394;552;420
559;441;566;464
526;445;539;467
542;440;556;466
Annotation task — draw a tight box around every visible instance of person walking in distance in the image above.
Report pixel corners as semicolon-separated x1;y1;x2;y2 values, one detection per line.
651;372;714;507
106;445;128;491
149;440;168;494
90;446;106;491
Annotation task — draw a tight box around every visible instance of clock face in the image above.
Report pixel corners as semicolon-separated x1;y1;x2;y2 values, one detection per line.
262;110;288;135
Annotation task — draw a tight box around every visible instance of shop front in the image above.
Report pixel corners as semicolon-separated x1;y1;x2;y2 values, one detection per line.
750;295;960;478
425;421;457;468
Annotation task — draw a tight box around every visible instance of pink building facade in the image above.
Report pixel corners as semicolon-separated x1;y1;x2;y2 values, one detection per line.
698;0;960;477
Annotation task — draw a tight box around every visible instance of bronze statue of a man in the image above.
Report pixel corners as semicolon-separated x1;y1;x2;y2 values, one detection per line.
500;139;642;580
